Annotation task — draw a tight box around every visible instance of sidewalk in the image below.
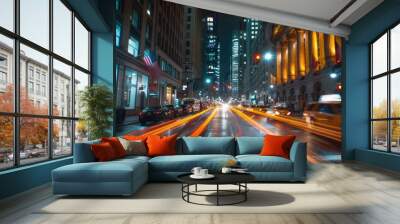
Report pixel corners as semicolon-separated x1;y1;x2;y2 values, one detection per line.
116;115;141;136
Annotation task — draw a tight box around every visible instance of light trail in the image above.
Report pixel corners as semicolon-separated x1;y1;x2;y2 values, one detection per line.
230;107;276;135
238;107;341;142
231;107;321;164
139;108;213;137
190;107;218;137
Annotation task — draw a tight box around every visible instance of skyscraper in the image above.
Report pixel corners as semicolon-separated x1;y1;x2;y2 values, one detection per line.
203;13;221;97
183;7;203;97
230;31;240;98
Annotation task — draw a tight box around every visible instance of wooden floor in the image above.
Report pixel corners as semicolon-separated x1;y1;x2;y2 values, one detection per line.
1;162;400;224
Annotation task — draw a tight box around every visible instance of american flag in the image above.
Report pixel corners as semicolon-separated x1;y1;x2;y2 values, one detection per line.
143;49;161;79
143;50;155;66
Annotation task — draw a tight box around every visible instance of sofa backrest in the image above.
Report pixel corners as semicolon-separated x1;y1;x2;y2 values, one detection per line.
73;140;100;163
179;137;236;155
235;137;264;155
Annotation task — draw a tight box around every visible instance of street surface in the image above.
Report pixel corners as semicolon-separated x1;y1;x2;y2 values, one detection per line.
125;106;341;163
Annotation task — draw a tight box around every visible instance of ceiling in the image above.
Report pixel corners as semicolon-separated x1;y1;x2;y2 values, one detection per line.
164;0;384;37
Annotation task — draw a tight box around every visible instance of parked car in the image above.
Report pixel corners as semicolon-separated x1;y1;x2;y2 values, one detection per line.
173;105;185;117
303;102;341;127
162;105;175;119
181;98;200;114
139;106;163;125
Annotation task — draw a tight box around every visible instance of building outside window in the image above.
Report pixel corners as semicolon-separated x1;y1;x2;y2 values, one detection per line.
0;0;91;170
128;36;140;57
116;22;122;47
371;23;400;153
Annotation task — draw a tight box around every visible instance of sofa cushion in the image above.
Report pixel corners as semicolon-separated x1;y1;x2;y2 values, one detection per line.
180;137;235;155
236;137;264;155
53;159;147;183
101;137;127;158
149;154;235;172
260;134;296;159
91;142;118;162
236;155;293;172
147;134;178;157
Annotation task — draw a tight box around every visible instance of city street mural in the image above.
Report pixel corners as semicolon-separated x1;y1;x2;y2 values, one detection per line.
0;0;343;170
114;0;343;163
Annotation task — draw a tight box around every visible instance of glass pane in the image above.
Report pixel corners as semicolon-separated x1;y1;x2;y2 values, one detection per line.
53;59;72;117
0;34;14;112
53;0;72;60
53;119;72;157
0;0;14;31
0;116;13;170
20;44;49;115
20;0;49;49
391;120;400;153
75;120;88;143
20;117;49;165
74;17;89;70
372;76;387;119
372;121;388;151
391;72;400;118
391;24;400;70
74;69;89;118
372;33;387;76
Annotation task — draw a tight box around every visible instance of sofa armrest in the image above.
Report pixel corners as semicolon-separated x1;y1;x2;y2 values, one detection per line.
73;140;100;163
289;141;307;181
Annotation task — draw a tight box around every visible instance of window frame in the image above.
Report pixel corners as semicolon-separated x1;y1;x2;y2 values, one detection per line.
0;0;92;171
370;20;400;154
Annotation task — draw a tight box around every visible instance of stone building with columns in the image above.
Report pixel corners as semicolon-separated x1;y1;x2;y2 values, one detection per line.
272;25;343;113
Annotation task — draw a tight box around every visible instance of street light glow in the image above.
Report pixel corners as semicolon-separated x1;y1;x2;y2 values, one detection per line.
264;52;273;61
329;72;338;79
205;78;211;84
269;84;274;89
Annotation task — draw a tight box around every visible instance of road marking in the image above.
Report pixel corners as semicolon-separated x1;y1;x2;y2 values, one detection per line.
190;107;218;137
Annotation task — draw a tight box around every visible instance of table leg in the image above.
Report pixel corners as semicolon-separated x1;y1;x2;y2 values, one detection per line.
217;184;219;206
195;184;198;192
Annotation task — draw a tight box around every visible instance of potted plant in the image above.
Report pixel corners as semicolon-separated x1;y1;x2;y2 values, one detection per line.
79;84;113;140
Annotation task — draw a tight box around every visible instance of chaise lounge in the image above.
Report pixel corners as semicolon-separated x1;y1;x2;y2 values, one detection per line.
52;137;307;196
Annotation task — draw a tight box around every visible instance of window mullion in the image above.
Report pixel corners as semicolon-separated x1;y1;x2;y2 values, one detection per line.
71;10;76;154
387;30;391;152
13;0;21;167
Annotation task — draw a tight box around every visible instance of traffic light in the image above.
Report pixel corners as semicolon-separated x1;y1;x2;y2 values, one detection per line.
254;53;261;64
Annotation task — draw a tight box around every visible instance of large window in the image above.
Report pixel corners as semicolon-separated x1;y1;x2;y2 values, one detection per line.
371;23;400;153
0;0;91;170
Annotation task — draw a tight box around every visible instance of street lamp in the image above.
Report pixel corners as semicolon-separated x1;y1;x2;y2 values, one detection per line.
263;52;273;61
329;72;338;79
269;84;274;89
205;78;211;84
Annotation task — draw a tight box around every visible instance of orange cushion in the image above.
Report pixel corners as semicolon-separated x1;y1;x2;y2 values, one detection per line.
260;134;296;159
101;137;127;158
146;134;178;157
91;142;118;162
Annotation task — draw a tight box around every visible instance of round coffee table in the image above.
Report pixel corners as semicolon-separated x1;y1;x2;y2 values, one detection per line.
177;173;255;206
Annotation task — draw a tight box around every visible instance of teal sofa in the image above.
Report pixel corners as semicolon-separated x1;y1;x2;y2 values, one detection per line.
52;137;307;196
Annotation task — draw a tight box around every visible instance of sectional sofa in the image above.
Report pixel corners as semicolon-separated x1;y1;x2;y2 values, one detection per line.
52;137;307;196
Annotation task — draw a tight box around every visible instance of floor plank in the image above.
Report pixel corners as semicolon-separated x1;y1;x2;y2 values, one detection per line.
1;162;400;224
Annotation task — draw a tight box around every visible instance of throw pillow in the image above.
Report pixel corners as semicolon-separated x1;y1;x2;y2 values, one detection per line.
260;134;296;159
91;142;117;162
118;137;147;156
146;134;178;157
101;137;127;158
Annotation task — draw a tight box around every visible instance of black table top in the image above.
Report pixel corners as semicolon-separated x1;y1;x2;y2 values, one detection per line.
177;172;255;185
